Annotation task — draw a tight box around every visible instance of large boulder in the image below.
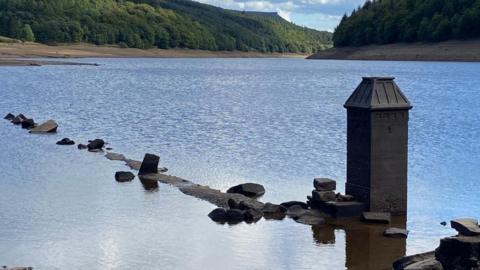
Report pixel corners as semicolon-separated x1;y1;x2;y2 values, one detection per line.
314;178;336;191
451;218;480;236
4;113;15;120
384;228;409;239
362;212;391;224
87;139;105;151
208;208;228;223
29;120;58;133
56;138;75;145
138;153;160;175
393;251;436;270
226;183;265;198
404;258;443;270
21;119;35;129
115;171;135;182
435;235;480;269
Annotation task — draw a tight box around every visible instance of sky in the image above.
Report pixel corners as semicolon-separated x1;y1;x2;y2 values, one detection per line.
195;0;367;32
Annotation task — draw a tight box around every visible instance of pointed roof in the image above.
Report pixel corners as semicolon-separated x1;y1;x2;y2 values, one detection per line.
344;77;412;110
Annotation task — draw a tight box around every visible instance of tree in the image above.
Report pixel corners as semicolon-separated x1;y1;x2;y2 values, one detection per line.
20;24;35;41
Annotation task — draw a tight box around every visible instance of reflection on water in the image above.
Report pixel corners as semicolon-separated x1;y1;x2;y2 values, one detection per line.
312;216;407;270
1;58;479;269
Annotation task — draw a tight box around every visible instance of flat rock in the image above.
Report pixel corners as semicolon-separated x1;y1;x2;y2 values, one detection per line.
138;153;160;175
313;178;336;191
362;212;391;224
293;210;326;226
384;228;409;238
280;201;308;209
312;190;336;202
4;113;15;120
115;171;135;182
208;208;228;223
105;152;126;161
286;205;309;218
56;138;75;145
262;203;287;220
319;201;366;218
226;183;265;198
450;218;480;236
87;139;105;150
29;120;58;133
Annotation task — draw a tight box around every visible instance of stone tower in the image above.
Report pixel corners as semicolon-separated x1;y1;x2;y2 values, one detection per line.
344;77;412;215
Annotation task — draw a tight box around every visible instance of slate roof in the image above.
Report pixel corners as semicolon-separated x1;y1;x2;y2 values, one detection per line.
344;77;412;110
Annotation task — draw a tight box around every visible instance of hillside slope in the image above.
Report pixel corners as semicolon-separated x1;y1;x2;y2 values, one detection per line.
333;0;480;47
0;0;332;53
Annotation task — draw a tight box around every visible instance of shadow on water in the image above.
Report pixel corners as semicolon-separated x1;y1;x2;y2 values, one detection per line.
312;216;407;270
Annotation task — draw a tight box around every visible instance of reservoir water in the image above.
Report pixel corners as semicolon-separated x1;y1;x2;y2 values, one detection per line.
1;58;479;269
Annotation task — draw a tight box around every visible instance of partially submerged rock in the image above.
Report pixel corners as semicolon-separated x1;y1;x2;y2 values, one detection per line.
450;218;480;236
115;171;135;182
87;139;105;151
105;152;126;161
29;120;58;133
262;203;287;220
56;138;75;145
4;113;15;120
280;201;308;209
316;201;366;218
384;228;409;238
293;211;326;226
208;208;228;223
77;144;87;150
21;118;35;129
138;153;160;175
312;190;336;202
243;209;263;223
435;234;480;269
226;209;245;224
226;183;265;198
11;114;27;125
313;178;336;191
362;212;391;224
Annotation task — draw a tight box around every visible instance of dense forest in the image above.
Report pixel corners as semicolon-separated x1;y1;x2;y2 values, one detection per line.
333;0;480;47
0;0;332;53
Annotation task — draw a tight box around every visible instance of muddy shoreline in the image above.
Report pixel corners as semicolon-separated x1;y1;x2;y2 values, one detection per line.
307;39;480;62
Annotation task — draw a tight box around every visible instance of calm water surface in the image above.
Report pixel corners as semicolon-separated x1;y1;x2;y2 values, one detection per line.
0;58;479;269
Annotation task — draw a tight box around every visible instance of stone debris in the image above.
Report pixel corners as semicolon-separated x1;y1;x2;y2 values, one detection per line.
115;171;135;182
29;120;58;133
11;114;27;125
4;113;15;120
226;183;265;198
21;118;35;129
87;139;105;151
313;178;336;191
56;138;75;145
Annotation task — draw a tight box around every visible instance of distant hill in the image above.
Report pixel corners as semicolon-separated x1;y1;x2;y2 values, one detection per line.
0;0;332;53
333;0;480;47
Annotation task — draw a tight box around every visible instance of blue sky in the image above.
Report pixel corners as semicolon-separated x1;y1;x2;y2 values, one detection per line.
195;0;366;32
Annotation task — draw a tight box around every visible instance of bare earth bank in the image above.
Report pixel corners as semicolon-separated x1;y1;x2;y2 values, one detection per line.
307;40;480;62
0;42;308;66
